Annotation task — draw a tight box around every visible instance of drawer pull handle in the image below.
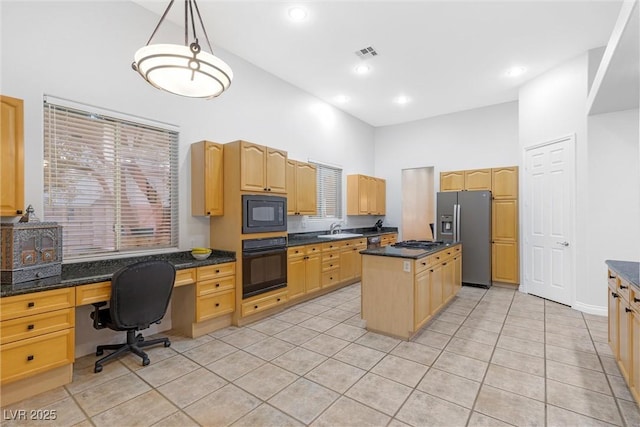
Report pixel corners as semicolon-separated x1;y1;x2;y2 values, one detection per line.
620;285;628;290
215;303;220;307
27;302;35;308
635;297;640;303
421;262;426;266
612;292;619;298
27;355;34;361
27;324;35;330
625;307;632;313
443;262;447;266
609;274;616;279
277;298;281;302
254;305;259;309
215;283;220;287
215;269;220;273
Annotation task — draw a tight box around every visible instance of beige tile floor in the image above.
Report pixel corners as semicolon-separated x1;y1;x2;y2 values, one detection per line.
3;284;640;427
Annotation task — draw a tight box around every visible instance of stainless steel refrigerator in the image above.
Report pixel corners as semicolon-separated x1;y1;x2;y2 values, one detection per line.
436;190;492;287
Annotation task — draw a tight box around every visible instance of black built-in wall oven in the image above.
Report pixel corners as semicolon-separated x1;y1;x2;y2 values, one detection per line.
242;194;287;234
242;236;287;299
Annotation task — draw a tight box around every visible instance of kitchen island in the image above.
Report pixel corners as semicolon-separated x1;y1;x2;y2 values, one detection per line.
360;242;462;340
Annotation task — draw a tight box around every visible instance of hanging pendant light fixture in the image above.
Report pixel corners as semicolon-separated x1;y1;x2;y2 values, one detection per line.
132;0;233;99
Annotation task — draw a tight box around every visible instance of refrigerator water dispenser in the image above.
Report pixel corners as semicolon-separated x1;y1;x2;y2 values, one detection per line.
440;215;453;236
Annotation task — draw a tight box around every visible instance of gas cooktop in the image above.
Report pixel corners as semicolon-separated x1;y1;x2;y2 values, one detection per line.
391;240;444;249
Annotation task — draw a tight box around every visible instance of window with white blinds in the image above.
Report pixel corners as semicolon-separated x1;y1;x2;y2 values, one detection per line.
310;162;342;219
43;98;179;259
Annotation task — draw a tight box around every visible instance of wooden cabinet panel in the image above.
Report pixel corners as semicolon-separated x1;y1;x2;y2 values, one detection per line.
1;288;75;321
305;253;322;294
492;200;518;241
609;283;620;356
174;268;197;287
287;160;317;215
196;290;235;322
75;282;111;306
464;169;491;191
266;148;287;193
429;264;443;313
0;95;24;216
287;253;306;300
492;241;519;283
191;141;223;216
197;262;235;281
197;276;235;296
492;167;518;199
376;178;386;215
241;290;287;317
440;171;464;192
347;174;386;215
240;141;268;192
618;299;632;379
631;308;640;402
414;270;431;329
0;308;74;345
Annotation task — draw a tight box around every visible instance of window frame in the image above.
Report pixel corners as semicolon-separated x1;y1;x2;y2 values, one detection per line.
308;160;343;221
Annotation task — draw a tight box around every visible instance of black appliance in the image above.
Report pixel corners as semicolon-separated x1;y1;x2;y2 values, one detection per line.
242;194;287;234
392;240;444;249
242;236;287;298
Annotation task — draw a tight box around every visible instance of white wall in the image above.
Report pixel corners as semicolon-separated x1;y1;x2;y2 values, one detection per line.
0;1;375;249
519;51;639;313
373;102;520;236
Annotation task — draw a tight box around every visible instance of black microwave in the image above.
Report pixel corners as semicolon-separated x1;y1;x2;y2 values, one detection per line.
242;194;287;234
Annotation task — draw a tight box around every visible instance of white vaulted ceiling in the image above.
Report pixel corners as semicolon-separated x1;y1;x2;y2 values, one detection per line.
132;1;624;127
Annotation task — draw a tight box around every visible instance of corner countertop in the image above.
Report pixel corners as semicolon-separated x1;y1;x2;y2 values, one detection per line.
1;250;236;298
360;241;461;260
287;227;398;247
605;260;640;289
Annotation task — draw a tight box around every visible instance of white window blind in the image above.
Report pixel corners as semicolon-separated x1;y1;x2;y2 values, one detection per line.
43;98;179;259
310;162;342;219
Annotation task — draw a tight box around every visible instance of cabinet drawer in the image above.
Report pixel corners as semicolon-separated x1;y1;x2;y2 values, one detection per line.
305;245;321;255
608;269;618;289
241;291;288;317
1;328;74;384
321;242;341;252
288;247;306;259
75;281;111;306
196;290;235;322
197;276;235;296
322;259;340;272
0;308;74;345
618;277;631;302
1;288;75;321
322;251;340;262
197;262;235;281
322;271;340;287
415;257;432;274
175;268;196;287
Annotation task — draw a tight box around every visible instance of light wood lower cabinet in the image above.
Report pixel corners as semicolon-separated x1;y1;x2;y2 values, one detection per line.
362;244;462;339
287;244;322;301
607;265;640;405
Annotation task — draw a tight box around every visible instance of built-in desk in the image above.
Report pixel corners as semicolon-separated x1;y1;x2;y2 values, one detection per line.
0;250;235;407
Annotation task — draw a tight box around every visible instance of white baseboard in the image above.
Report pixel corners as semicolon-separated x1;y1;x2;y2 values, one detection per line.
572;301;607;317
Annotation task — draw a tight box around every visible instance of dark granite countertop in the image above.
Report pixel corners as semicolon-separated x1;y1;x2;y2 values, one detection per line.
1;250;235;298
287;227;398;247
360;241;460;260
605;260;640;290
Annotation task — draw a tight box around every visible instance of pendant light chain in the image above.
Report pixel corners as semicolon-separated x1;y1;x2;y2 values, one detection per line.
145;0;176;47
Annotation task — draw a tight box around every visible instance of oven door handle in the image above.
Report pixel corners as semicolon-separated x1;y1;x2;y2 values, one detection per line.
242;247;287;257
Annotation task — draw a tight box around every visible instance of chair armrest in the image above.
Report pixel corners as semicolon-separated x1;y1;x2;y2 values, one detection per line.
91;302;108;329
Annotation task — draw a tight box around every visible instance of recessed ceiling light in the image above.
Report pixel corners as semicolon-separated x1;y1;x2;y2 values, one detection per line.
505;66;526;77
288;7;308;22
334;95;350;103
394;95;410;105
355;64;370;75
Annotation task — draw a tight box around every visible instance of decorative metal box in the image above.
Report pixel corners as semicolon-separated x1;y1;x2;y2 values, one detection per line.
1;221;62;284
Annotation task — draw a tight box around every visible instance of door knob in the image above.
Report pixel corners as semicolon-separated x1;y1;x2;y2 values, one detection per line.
556;241;570;247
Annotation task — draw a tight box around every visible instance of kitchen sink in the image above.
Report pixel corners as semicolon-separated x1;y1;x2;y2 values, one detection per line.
317;233;364;239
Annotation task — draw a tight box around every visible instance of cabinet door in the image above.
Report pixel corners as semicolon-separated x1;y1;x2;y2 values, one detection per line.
287;254;306;300
266;148;287;193
240;142;267;192
339;249;356;283
415;270;431;329
0;95;24;216
358;175;369;214
296;162;317;215
631;308;640;402
376;178;386;215
305;253;322;294
492;241;519;283
618;302;631;379
492;200;518;241
286;160;297;215
352;246;363;280
464;169;491;191
442;260;455;300
440;171;464;192
492;167;518;199
430;264;443;313
204;142;224;215
608;286;620;357
367;177;377;214
453;255;462;293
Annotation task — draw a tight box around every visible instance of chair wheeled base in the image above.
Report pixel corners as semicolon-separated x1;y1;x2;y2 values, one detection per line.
94;329;171;373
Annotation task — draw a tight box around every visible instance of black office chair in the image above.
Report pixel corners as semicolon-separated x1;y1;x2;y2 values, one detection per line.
90;260;176;373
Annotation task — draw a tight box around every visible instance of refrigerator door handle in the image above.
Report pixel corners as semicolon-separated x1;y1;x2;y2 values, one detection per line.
456;204;461;242
453;203;459;241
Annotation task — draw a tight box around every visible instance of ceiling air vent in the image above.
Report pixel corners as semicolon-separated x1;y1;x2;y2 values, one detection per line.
355;46;378;59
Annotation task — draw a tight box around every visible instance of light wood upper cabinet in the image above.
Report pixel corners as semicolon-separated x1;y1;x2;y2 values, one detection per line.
239;141;287;193
464;169;491;191
191;141;223;216
492;199;517;241
440;171;464;192
1;95;24;216
492;167;518;199
286;159;317;216
347;174;386;215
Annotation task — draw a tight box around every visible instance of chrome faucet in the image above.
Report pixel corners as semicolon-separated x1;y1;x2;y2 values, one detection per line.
329;222;342;234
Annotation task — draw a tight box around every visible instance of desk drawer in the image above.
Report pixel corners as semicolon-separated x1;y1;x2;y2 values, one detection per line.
0;288;75;321
75;282;111;306
1;328;74;384
197;262;235;281
196;290;235;322
241;291;287;317
197;276;235;296
175;268;196;287
0;308;74;345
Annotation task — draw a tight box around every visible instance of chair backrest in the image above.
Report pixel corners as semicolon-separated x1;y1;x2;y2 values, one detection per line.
109;260;176;330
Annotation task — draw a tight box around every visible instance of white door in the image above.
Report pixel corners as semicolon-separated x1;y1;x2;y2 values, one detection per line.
523;135;575;306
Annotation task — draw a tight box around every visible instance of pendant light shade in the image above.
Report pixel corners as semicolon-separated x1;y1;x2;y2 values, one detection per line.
132;0;233;99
